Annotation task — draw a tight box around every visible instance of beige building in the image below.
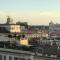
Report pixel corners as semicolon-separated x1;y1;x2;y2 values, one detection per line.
20;38;29;46
0;24;21;33
10;24;21;33
0;17;21;33
20;32;48;39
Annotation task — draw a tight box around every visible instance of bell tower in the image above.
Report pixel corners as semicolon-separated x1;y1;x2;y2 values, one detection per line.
7;16;13;24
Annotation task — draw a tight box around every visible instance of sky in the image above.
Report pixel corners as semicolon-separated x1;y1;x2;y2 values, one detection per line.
0;0;60;25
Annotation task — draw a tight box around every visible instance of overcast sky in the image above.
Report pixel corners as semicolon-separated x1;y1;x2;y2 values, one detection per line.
0;0;60;25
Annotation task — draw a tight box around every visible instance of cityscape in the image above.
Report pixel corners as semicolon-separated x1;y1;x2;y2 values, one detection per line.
0;0;60;60
0;16;60;60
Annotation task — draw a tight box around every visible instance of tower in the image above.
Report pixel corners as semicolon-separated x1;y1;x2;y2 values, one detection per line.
7;16;13;24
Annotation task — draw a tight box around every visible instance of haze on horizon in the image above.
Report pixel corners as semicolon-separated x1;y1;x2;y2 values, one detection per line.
0;0;60;25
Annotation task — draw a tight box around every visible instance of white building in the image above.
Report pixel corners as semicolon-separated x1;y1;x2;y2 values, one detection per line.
49;21;60;31
0;17;22;33
0;24;21;33
0;48;34;60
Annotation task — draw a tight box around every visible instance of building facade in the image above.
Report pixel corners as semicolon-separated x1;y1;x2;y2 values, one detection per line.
0;17;27;33
49;21;60;31
0;48;34;60
0;24;21;33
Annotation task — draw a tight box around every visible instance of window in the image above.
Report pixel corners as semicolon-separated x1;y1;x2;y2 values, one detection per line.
9;56;12;60
20;58;25;60
19;58;21;60
0;55;2;60
22;58;25;60
14;57;19;60
4;56;6;60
